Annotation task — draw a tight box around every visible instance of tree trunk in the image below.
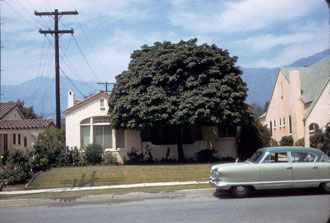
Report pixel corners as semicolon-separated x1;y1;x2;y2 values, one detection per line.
176;127;185;162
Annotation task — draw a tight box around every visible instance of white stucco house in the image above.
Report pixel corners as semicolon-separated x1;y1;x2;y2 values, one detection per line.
64;90;238;163
0;102;54;154
260;56;330;146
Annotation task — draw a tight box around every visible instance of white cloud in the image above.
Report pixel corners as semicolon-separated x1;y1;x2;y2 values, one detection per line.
169;0;323;33
237;22;328;67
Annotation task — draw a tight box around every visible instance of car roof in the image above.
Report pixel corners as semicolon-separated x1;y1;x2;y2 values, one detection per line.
257;146;324;157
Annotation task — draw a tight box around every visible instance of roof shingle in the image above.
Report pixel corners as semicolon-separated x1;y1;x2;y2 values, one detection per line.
0;102;19;119
0;119;54;130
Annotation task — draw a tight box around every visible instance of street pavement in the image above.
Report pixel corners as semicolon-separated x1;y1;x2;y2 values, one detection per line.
0;188;329;223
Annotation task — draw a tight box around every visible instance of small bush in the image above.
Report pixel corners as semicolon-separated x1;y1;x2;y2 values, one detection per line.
295;138;305;147
84;143;103;165
126;146;156;164
126;148;145;164
102;151;118;165
280;136;293;146
1;150;32;185
195;148;219;162
310;123;330;155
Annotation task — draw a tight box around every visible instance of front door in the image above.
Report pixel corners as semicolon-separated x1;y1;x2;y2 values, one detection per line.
259;152;293;189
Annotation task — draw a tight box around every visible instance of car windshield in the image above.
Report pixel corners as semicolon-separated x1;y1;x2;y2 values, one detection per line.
249;151;264;163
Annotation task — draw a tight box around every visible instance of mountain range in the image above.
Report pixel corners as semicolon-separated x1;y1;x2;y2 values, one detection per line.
2;49;329;119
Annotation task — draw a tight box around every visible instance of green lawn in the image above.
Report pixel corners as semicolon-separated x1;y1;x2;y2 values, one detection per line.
28;163;215;190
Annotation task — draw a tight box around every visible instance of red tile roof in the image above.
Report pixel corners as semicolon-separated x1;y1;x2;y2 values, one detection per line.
0;102;22;119
63;91;109;114
0;119;54;130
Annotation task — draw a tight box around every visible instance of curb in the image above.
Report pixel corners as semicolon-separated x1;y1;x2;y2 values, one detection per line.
0;181;209;195
0;188;214;208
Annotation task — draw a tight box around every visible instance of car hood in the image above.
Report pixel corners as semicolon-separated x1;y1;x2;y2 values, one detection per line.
211;162;250;171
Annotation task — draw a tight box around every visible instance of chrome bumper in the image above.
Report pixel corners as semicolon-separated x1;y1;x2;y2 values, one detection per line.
209;176;230;190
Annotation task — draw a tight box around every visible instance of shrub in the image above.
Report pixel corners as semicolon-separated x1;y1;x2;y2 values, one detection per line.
280;136;293;146
84;143;103;165
125;146;156;164
34;127;67;167
195;148;219;162
310;123;330;155
102;151;118;165
269;138;279;147
126;148;145;164
1;150;32;185
295;138;305;147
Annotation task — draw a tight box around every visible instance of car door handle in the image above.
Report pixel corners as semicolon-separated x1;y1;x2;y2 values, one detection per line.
312;166;318;169
286;166;292;169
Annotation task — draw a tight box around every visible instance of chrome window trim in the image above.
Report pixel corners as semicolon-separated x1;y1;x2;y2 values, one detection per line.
290;151;318;163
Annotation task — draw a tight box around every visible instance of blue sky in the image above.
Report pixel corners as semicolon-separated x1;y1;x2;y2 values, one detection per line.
1;0;329;85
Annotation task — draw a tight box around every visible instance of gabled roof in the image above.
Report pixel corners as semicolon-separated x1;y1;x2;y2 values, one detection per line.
0;119;54;130
0;102;24;119
280;56;330;104
63;91;109;114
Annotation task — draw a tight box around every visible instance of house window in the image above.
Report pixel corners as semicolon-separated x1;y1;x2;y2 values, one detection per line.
280;83;283;99
283;117;285;127
100;99;105;110
80;117;113;149
4;134;8;152
279;118;282;128
81;126;91;149
218;126;236;137
24;137;27;147
13;134;16;145
269;121;273;136
289;115;292;134
18;134;21;145
94;125;112;149
274;120;276;129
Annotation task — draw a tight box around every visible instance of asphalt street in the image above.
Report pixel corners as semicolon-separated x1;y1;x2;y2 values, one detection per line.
0;189;329;223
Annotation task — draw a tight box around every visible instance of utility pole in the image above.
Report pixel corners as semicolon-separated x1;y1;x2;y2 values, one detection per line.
0;0;3;116
35;9;78;129
97;82;115;93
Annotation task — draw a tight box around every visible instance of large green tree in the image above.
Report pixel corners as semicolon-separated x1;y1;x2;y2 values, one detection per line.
109;39;248;161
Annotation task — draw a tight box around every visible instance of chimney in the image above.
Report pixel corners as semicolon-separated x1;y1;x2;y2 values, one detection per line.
68;89;75;108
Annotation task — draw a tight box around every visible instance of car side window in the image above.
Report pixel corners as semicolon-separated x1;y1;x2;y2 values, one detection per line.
263;152;288;163
321;155;330;162
291;152;316;163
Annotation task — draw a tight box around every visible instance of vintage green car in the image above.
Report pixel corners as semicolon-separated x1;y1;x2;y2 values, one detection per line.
209;147;330;197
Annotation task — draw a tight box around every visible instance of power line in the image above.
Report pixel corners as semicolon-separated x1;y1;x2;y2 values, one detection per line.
70;0;108;77
4;0;39;29
61;68;85;97
72;35;101;82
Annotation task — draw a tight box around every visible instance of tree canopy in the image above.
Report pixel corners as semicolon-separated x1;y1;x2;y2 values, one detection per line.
16;100;40;119
108;39;249;160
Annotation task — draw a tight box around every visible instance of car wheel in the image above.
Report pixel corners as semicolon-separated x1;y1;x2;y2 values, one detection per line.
319;182;330;194
230;186;251;198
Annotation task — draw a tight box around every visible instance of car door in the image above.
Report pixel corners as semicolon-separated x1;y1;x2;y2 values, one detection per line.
291;152;320;188
318;154;330;182
259;151;293;189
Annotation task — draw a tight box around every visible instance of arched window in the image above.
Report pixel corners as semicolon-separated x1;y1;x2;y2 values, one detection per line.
80;117;113;149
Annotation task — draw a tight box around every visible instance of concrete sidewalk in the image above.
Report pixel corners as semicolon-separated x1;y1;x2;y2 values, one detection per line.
0;181;209;195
